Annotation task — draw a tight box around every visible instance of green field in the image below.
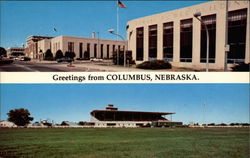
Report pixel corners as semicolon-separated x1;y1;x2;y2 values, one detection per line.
0;128;249;158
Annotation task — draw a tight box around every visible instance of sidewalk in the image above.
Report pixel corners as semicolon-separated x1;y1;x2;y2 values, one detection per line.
31;59;218;72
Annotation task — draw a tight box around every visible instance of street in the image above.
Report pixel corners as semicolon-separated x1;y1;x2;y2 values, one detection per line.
0;60;208;72
0;60;109;72
0;60;151;72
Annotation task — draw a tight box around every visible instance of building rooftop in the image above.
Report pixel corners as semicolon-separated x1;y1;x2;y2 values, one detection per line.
91;110;174;115
91;104;175;115
90;105;175;122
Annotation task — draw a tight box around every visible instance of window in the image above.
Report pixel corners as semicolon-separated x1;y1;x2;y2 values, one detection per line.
94;44;97;58
101;44;103;59
107;123;116;126
68;42;74;52
107;45;110;59
79;43;83;58
136;27;144;61
118;45;120;57
113;45;115;54
149;25;157;60
227;9;247;63
163;22;174;62
200;14;216;63
180;18;193;62
87;43;90;57
112;45;116;58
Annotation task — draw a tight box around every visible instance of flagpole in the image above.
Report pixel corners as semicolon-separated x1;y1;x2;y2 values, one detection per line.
116;0;119;65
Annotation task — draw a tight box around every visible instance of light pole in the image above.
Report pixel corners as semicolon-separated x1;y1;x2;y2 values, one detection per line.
108;29;126;67
224;0;229;71
194;12;209;72
97;32;100;59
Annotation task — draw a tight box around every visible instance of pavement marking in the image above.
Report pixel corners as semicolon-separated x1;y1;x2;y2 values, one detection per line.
13;63;39;72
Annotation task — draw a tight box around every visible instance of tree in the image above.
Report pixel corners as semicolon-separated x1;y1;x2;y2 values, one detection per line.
65;51;76;59
65;51;76;66
55;50;64;60
7;108;34;126
0;47;7;57
44;49;53;60
83;51;90;59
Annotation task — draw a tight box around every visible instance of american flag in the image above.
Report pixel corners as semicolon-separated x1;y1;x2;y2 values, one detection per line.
118;0;126;8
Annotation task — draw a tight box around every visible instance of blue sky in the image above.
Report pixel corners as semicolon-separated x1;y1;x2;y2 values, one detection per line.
0;84;249;124
0;1;208;48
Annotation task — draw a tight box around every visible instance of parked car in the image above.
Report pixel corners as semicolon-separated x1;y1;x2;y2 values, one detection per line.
9;56;20;60
0;57;14;64
56;57;74;63
20;56;31;61
90;57;103;62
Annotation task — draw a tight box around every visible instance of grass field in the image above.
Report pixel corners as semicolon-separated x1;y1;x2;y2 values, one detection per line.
0;128;249;158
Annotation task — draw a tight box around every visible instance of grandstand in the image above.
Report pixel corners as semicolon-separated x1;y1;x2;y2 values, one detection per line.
90;104;182;127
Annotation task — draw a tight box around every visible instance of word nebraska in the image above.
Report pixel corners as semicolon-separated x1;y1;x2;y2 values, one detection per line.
155;74;199;80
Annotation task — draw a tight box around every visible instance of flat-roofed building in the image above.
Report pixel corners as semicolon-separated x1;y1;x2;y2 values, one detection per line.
6;47;25;58
29;35;127;60
25;35;53;59
37;39;52;59
127;1;249;69
50;35;127;59
90;104;182;128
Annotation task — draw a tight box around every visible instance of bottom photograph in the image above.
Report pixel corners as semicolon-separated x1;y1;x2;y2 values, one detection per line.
0;84;249;158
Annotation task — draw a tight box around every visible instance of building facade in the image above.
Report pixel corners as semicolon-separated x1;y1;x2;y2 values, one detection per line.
27;35;127;60
6;47;25;58
0;121;17;128
49;36;127;59
127;1;249;69
37;39;52;59
25;36;53;59
90;104;182;128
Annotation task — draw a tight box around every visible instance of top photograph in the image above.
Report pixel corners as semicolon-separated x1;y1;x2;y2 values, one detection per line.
0;0;249;72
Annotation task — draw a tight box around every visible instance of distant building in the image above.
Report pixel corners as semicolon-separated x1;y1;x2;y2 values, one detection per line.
49;35;127;60
0;120;17;128
25;34;127;60
61;121;80;127
25;35;53;59
127;1;249;69
6;47;25;58
90;104;182;128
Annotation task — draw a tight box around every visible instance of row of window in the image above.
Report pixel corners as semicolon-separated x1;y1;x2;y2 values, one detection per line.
67;42;125;59
96;123;137;126
136;9;247;64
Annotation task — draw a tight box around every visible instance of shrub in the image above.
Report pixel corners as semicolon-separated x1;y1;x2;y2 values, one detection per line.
84;51;90;60
136;60;172;69
65;51;76;59
44;49;54;60
231;62;249;72
55;50;64;60
76;58;85;60
0;47;7;57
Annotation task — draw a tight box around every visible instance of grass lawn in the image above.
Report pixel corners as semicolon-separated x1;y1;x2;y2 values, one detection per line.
0;128;249;158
